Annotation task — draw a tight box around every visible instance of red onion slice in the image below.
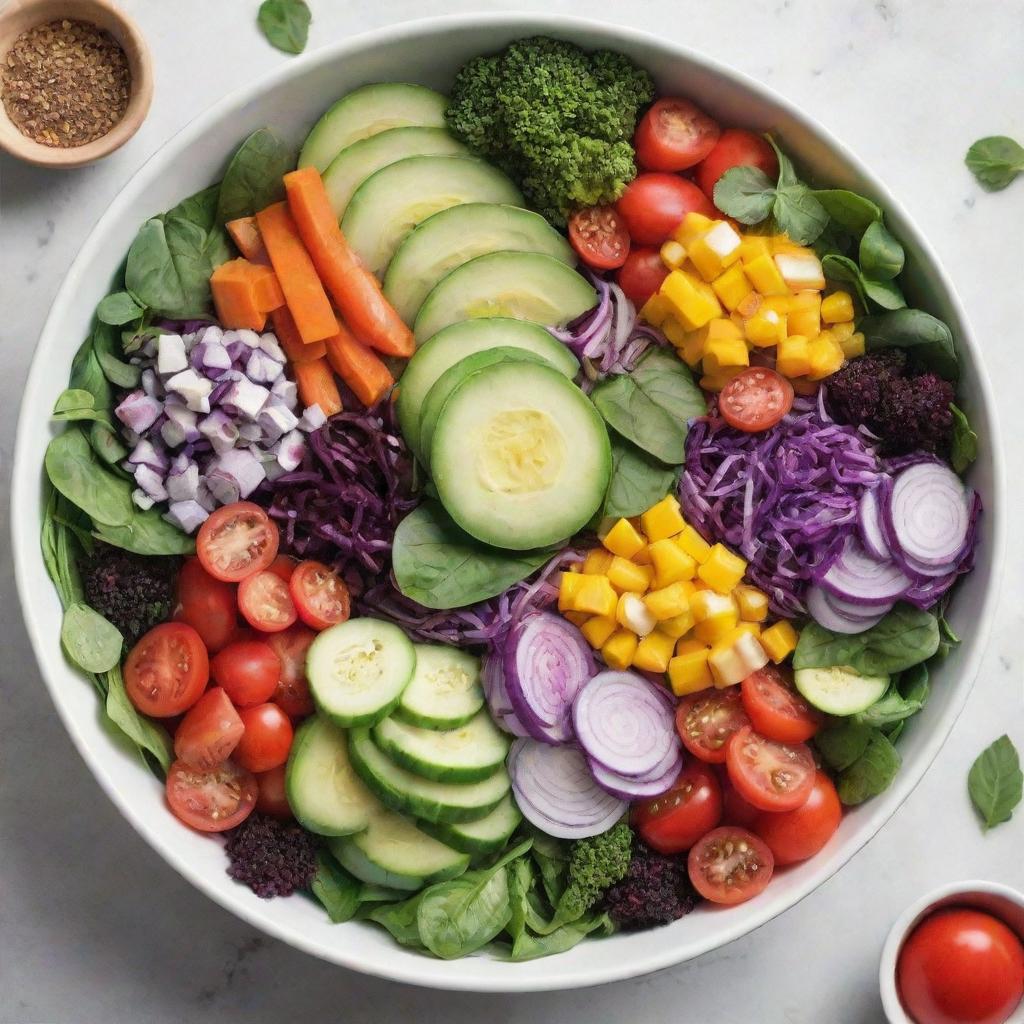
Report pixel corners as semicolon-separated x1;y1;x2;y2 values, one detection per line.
807;586;888;634
481;653;530;739
858;487;891;561
886;463;970;567
508;739;626;840
818;536;912;605
588;750;682;800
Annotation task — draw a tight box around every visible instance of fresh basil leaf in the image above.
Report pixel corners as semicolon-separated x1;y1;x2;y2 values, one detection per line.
257;0;311;54
968;735;1023;829
69;337;113;410
503;912;614;962
838;730;901;805
772;181;828;246
815;720;874;772
854;682;924;729
859;221;904;281
767;136;798;189
45;429;134;528
217;128;296;225
96;291;145;326
104;664;174;774
505;856;535;946
965;136;1024;191
859;308;959;380
92;506;196;556
310;850;362;923
61;603;123;673
712;166;776;224
813;189;883;235
603;436;680;519
950;404;978;474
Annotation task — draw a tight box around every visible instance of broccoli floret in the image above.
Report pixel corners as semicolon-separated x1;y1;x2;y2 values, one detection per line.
602;840;698;931
446;36;654;225
80;543;179;648
554;822;633;924
225;813;318;899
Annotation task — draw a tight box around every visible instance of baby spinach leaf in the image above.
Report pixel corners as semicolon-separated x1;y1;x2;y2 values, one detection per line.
505;913;614;962
362;893;428;949
258;0;311;54
96;291;145;326
885;720;906;744
92;507;196;556
854;682;925;729
838;730;901;805
603;436;680;519
822;254;906;312
61;603;123;673
968;735;1023;830
89;420;129;466
310;851;362;923
862;275;907;311
765;137;828;244
93;323;141;389
812;189;883;235
591;347;704;465
859;221;904;281
859;308;959;380
53;388;97;416
965;136;1024;191
69;337;113;410
713;166;776;224
45;429;134;527
950;404;978;474
104;664;174;774
217;128;296;224
815;720;874;772
392;503;554;610
899;662;930;705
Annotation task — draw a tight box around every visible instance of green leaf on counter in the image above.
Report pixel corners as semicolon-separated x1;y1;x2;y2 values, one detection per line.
965;136;1024;191
968;735;1023;830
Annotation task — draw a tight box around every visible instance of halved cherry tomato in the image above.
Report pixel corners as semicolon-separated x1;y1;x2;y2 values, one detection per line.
196;502;279;583
697;129;779;204
688;826;774;905
726;726;816;812
720;773;762;828
238;570;297;633
255;764;292;819
173;687;244;771
165;758;257;832
719;368;794;433
634;97;720;172
631;760;722;854
267;554;298;583
675;687;750;764
740;664;822;744
289;561;351;632
234;703;294;773
266;625;316;718
753;771;841;865
210;640;281;708
616;173;716;246
616;246;668;308
175;557;238;654
568;205;630;270
124;622;209;718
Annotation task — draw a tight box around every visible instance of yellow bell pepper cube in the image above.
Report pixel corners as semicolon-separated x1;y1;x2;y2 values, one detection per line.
602;517;646;558
762;294;793;315
733;621;763;640
734;584;769;622
580;615;617;649
607;556;653;594
840;331;865;359
776;333;811;378
686;317;743;366
709;632;769;687
675;637;706;656
743;253;789;296
700;366;747;392
807;330;846;379
688;221;743;282
694;612;741;646
788;290;822;338
760;620;799;663
676;525;711;564
643;581;693;621
660;240;687;270
739;235;771;263
697;543;747;594
821;290;855;323
641;495;686;542
583;548;615;575
632;544;652;566
648;538;697;588
564;610;590;627
661;317;689;348
711;264;754;312
790;376;818;396
774;251;825;292
744;307;787;347
633;629;677;673
640;294;672;328
703;335;750;373
602;629;638;670
769;234;808;255
830;320;854;342
678;328;706;368
669;646;714;695
558;571;585;611
658;607;696;638
616;592;657;636
673;211;716;246
690;587;738;627
661;269;723;331
569;575;618;617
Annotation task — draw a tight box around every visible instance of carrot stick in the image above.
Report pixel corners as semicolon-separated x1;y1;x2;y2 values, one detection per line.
255;202;337;345
226;216;271;265
251;265;285;313
210;259;267;331
292;357;343;416
324;320;395;407
283;167;415;358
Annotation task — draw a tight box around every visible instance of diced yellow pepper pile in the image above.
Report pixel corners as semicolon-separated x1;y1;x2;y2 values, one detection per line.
639;212;863;393
558;495;799;698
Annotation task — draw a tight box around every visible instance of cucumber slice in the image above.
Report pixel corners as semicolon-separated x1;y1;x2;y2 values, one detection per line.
394;644;484;730
430;361;612;550
341;156;523;278
307;618;416;728
794;665;890;716
374;708;510;783
299;83;447;173
322;127;468;219
348;726;511;823
329;808;469;890
418;794;522;857
413;251;597;344
384;203;575;326
396;318;579;460
285;716;379;836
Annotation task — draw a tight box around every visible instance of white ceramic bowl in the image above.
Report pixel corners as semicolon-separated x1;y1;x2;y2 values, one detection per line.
880;881;1024;1023
11;12;1005;993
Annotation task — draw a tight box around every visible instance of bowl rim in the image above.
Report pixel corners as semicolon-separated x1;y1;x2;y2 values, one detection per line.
10;11;1007;993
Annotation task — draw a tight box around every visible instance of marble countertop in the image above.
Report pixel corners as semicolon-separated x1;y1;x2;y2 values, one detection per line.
2;1;1022;1021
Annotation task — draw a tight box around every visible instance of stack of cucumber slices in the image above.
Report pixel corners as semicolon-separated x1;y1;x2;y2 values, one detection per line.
286;618;521;891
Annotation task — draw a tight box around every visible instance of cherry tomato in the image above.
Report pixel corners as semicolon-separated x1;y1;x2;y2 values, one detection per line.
210;640;281;708
173;687;244;771
196;501;279;583
175;557;238;654
688;826;774;905
675;687;750;764
720;774;762;828
631;760;722;854
165;758;257;833
697;129;779;204
616;247;668;308
289;561;351;632
267;554;298;583
635;97;720;172
719;368;795;433
740;664;822;744
753;771;841;865
568;205;630;270
124;622;209;718
255;764;292;819
616;173;716;246
266;625;316;718
898;908;1024;1024
726;726;816;812
234;703;294;773
238;570;297;633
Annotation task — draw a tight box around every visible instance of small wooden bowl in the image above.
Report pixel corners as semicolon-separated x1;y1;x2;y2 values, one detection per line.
0;0;152;167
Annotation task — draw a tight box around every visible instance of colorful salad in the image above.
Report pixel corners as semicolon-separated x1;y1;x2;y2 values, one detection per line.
40;36;981;962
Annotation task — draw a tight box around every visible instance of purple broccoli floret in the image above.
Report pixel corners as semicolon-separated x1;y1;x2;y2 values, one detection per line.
225;813;318;899
602;840;698;931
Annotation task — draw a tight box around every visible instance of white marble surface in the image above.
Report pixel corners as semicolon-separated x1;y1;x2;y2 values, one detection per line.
2;1;1023;1021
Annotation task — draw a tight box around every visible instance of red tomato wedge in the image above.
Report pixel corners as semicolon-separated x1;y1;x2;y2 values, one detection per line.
753;771;841;865
267;554;298;583
124;622;209;718
173;687;244;771
196;502;279;583
631;760;722;854
616;246;668;308
725;726;816;812
175;558;238;654
616;173;716;245
697;129;779;204
255;764;292;819
688;826;774;905
289;560;351;632
675;687;750;764
719;368;794;433
266;625;316;718
165;758;257;833
719;773;762;828
634;97;720;172
234;703;294;773
210;640;281;708
568;205;630;270
740;665;822;744
238;570;297;633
